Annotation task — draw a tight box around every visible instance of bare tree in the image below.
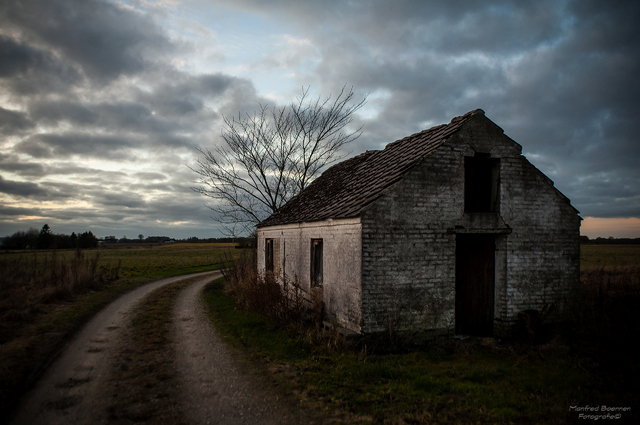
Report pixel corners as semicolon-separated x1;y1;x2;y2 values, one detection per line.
191;86;367;236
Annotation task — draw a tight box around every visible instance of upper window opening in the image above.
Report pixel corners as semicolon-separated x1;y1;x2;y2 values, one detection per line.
464;153;500;213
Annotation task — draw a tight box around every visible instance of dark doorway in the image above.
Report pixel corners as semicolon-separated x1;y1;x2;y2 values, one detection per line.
455;234;495;336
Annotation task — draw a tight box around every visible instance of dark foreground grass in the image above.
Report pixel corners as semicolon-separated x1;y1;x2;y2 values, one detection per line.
203;280;637;424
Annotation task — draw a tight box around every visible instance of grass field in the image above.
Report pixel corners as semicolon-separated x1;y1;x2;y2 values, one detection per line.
580;244;640;268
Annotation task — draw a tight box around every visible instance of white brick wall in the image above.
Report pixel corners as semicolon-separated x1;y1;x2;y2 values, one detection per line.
257;218;363;332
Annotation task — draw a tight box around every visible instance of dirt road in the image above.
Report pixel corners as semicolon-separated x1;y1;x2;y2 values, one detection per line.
9;272;304;425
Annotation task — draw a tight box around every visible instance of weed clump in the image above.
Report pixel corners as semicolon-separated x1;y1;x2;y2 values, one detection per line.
220;250;306;326
0;250;115;332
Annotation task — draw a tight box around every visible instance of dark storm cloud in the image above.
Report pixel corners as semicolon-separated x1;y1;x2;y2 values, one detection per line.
0;34;82;94
2;0;638;239
0;175;47;197
0;106;34;135
16;133;135;159
0;0;173;82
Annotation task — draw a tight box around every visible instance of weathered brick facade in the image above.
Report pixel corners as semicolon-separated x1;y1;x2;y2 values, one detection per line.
257;218;363;331
257;110;580;339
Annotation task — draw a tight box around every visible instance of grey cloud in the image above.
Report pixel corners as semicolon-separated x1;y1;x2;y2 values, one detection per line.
0;205;43;217
1;0;174;82
98;192;147;209
17;133;135;159
0;175;47;197
0;35;82;94
137;73;238;117
134;172;167;181
29;100;170;134
29;101;98;126
0;160;46;177
0;106;34;135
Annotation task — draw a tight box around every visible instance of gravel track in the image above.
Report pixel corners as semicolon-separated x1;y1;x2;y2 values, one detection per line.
8;271;305;425
172;277;304;425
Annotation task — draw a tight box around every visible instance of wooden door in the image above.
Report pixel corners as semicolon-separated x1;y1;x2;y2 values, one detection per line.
455;234;495;336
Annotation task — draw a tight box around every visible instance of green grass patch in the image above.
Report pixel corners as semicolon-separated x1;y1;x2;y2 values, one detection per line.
202;280;634;424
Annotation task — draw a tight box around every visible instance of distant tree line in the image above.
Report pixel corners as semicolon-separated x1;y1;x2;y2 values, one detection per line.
580;236;640;244
1;224;98;250
101;235;172;244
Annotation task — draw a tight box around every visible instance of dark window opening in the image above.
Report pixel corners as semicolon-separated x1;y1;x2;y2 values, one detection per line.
464;153;500;212
310;239;323;287
265;238;274;272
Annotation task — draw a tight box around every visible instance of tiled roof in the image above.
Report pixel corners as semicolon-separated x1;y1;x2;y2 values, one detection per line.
258;109;484;228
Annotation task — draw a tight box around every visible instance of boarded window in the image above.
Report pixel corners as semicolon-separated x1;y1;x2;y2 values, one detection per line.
464;153;500;212
310;239;323;287
265;238;274;272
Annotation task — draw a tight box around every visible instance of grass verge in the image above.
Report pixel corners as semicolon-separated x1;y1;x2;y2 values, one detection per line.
202;279;638;425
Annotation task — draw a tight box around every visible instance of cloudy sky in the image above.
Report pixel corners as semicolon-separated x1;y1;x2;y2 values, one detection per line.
1;0;639;239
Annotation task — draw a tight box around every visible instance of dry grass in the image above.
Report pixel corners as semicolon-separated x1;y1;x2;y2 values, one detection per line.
163;242;238;248
220;250;307;327
570;265;640;363
0;250;113;335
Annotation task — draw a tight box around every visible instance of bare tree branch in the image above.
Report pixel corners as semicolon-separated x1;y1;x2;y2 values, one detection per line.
191;86;367;236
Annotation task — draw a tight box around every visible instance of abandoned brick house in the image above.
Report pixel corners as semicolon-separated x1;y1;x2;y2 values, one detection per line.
257;109;581;339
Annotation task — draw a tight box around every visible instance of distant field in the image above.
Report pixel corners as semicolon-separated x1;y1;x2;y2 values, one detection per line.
580;244;640;268
97;244;236;278
162;242;239;248
0;244;239;280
